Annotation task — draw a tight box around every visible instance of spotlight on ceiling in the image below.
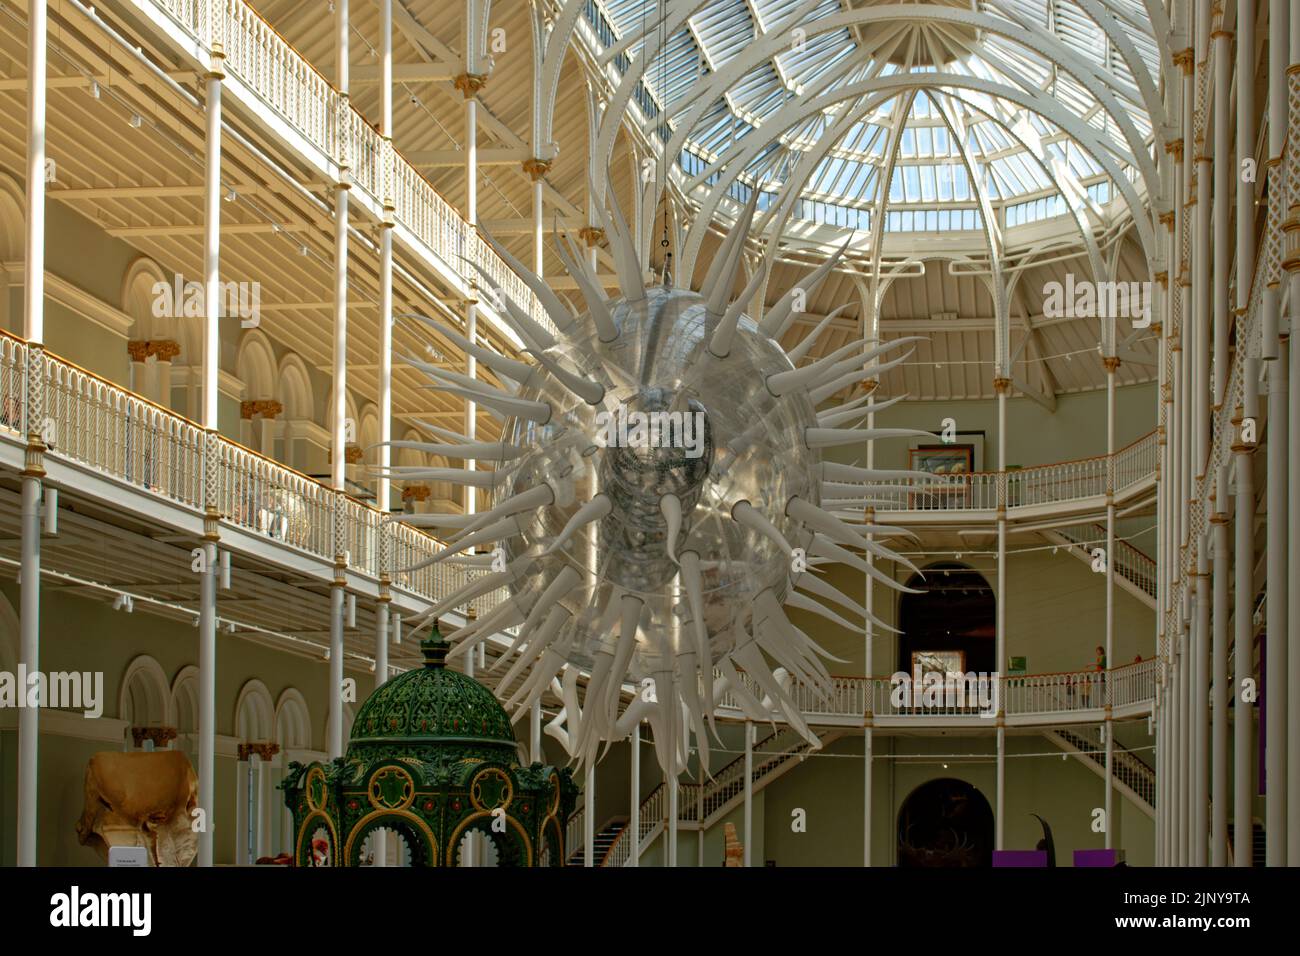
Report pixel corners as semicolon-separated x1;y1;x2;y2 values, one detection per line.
89;80;100;99
225;187;237;202
128;113;142;128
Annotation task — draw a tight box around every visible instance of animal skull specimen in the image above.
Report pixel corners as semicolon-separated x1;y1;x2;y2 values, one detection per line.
76;750;199;867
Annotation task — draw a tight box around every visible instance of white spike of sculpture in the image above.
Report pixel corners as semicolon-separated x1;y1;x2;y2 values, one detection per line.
396;192;926;773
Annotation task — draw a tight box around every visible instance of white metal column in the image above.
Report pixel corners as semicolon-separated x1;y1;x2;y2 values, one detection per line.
328;0;350;762
743;720;753;867
1211;468;1230;864
16;0;47;869
630;725;641;867
195;18;225;866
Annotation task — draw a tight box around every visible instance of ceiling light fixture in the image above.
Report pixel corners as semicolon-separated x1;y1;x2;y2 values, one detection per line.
89;80;100;99
129;113;142;128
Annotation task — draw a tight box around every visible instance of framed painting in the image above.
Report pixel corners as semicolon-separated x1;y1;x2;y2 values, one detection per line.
908;444;974;507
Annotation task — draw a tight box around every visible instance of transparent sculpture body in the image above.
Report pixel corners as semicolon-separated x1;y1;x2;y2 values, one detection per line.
500;286;821;680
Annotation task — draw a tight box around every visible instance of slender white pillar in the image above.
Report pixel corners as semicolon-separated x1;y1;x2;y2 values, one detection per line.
1104;357;1118;849
668;754;679;867
1234;376;1258;865
1195;540;1210;866
743;720;753;868
328;0;350;763
194;23;226;863
15;0;48;869
994;381;1007;849
375;0;394;765
1286;0;1300;868
1211;470;1230;865
584;762;595;867
464;93;478;523
630;725;641;867
530;699;542;763
1266;340;1289;864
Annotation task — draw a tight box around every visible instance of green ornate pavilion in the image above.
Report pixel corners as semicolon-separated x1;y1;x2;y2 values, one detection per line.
282;627;578;866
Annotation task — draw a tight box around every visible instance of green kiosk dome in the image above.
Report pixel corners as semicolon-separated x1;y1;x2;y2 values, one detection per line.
282;624;577;867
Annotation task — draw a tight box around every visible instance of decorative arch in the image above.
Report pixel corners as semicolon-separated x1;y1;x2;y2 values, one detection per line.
236;330;277;401
275;688;312;751
170;666;199;734
118;655;171;727
234;679;275;742
0;172;24;262
897;561;996;676
0;589;18;675
344;811;438;867
897;777;994;868
276;354;315;422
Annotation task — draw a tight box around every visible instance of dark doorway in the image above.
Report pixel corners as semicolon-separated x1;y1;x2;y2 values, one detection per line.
896;562;995;674
897;778;994;867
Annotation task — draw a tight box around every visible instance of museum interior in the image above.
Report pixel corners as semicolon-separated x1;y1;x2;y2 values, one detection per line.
0;0;1293;869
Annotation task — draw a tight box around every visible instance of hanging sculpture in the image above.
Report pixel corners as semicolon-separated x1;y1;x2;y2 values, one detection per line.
381;178;932;775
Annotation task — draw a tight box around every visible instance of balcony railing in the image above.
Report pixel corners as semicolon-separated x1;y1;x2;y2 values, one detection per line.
843;429;1156;515
0;332;490;611
715;659;1156;723
147;0;553;339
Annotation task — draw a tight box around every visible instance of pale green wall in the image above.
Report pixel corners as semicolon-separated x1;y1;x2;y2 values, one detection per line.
826;383;1158;471
0;581;363;866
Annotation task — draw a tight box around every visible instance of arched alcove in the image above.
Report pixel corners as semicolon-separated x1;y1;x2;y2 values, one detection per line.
897;778;994;867
118;655;171;747
897;562;996;676
0;590;17;675
169;665;199;763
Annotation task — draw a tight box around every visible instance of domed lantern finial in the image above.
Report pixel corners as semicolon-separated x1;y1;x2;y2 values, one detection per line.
420;620;448;669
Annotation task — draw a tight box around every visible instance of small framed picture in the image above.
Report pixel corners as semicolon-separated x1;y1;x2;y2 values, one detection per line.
908;444;974;506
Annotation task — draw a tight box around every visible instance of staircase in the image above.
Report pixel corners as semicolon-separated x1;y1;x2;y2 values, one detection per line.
567;727;841;866
1044;725;1155;817
1041;523;1156;609
1227;823;1266;867
566;816;627;866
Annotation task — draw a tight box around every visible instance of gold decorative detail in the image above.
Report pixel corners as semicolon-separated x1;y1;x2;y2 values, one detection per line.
367;765;416;811
1172;48;1194;73
522;158;552;181
328;445;365;464
453;73;487;97
304;766;329;812
1102;356;1122;372
578;226;605;248
469;766;514;812
1165;139;1184;161
402;484;432;502
240;399;284;420
238;742;281;762
992;376;1012;394
127;339;182;362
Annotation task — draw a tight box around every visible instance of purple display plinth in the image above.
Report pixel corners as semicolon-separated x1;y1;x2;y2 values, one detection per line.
992;850;1048;867
1074;849;1125;867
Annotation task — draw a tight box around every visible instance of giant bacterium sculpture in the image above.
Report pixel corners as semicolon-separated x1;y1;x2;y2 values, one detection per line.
385;185;932;774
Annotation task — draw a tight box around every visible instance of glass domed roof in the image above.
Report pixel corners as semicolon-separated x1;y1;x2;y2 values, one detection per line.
586;0;1158;245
